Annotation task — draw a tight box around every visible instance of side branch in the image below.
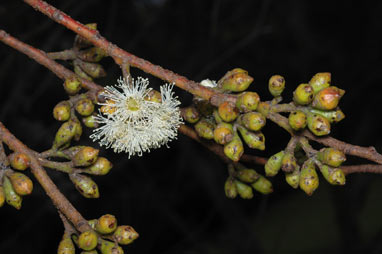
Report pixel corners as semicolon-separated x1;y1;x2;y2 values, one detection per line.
0;122;91;233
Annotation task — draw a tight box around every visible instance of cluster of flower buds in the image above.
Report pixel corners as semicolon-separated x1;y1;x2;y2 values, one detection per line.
183;68;265;162
0;153;33;209
58;214;138;254
224;164;273;199
264;145;346;195
285;73;345;136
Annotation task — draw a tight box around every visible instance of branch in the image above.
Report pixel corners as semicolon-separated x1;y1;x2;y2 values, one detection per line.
0;122;91;233
341;164;382;175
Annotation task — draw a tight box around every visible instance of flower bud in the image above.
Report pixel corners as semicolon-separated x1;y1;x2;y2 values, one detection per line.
72;147;99;167
8;152;30;171
100;99;116;115
96;214;117;234
299;159;319;196
281;152;298;173
237;126;265;150
219;68;253;92
224;177;238;199
317;148;346;167
74;23;98;49
82;115;99;128
0;186;5;207
194;118;215;139
78;47;107;62
285;167;300;189
265;150;285;177
113;225;139;245
268;75;285;97
309;72;331;94
307;113;331;136
74;64;93;81
251;175;273;194
83;157;112;175
69;173;99;198
224;133;244;162
144;90;162;103
256;102;270;116
8;172;33;196
236;168;259;183
309;108;345;123
99;240;124;254
236;92;260;112
311;86;345;111
76;98;95;116
293;83;314;105
73;118;83;141
240;112;266;131
182;106;200;124
58;233;75;254
3;176;22;209
53;120;78;149
75;60;106;79
288;111;307;131
88;219;98;230
319;164;346;185
78;231;98;251
218;102;239;122
235;180;253;199
64;77;82;95
53;101;71;121
193;98;214;117
213;122;234;145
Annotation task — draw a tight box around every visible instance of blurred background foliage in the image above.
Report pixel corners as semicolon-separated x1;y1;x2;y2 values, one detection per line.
1;0;382;253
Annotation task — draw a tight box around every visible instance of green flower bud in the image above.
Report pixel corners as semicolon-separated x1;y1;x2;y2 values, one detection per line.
308;108;345;123
74;64;93;81
237;126;265;150
8;152;30;171
213;122;234;145
3;176;22;209
75;60;106;79
69;173;99;198
57;233;75;254
219;68;253;92
82;115;99;128
251;175;273;194
285;167;300;189
78;47;107;62
8;172;33;196
73;118;83;141
265;150;285;177
64;77;82;95
317;148;346;167
224;133;244;162
96;214;117;234
309;72;331;94
0;186;5;207
312;86;345;111
53;120;78;149
113;225;139;245
83;157;112;175
240;112;266;131
293;83;314;105
307;113;331;136
88;219;98;230
78;231;98;251
218;101;239;122
299;159;319;196
319;164;346;185
236;168;259;183
144;90;162;103
224;177;238;199
99;240;124;254
72;147;99;167
53;101;71;121
268;75;285;97
281;152;298;173
75;98;95;117
182;107;200;124
288;111;307;131
235;180;254;199
236;92;260;112
194;118;215;140
256;102;270;116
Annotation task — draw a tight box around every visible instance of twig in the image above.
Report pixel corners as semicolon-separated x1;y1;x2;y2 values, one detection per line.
341;164;382;175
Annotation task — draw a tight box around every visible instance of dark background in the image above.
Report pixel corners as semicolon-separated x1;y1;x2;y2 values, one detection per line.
1;0;382;253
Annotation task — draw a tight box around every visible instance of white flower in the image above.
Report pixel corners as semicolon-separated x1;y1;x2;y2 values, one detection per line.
90;77;183;158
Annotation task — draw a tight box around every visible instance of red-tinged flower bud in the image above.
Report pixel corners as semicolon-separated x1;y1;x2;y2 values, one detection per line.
8;172;33;196
218;101;239;122
8;152;30;171
311;86;345;111
213;122;234;145
72;147;99;167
